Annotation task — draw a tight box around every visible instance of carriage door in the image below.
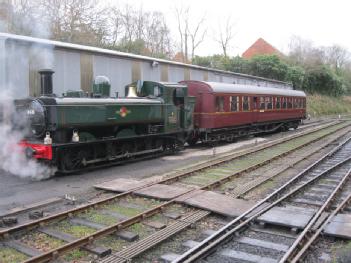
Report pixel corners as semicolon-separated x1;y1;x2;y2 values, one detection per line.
174;88;185;129
253;96;259;123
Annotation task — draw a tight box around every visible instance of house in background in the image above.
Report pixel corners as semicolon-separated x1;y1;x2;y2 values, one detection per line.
242;38;282;59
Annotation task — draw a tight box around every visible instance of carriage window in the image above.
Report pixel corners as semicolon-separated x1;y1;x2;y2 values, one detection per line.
276;97;281;109
242;96;250;111
282;97;287;109
266;97;273;109
260;97;265;110
287;98;293;109
216;96;225;112
230;96;239;112
293;98;298;108
253;97;258;109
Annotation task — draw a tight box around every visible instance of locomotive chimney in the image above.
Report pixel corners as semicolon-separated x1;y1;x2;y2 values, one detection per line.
38;69;55;96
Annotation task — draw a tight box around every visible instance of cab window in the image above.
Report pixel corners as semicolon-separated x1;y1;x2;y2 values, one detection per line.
154;86;161;97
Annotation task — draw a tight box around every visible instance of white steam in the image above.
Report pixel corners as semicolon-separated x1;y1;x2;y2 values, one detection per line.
0;89;56;180
0;1;58;180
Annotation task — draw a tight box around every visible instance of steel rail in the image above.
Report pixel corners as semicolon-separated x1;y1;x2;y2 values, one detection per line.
0;121;341;239
99;210;211;263
173;136;351;263
163;121;348;187
97;126;351;263
231;127;351;198
279;168;351;262
289;188;351;262
21;126;351;262
161;121;342;184
101;127;351;263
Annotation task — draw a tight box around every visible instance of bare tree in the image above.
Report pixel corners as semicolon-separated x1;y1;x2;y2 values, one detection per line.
189;15;206;60
174;5;187;62
107;4;173;57
135;5;146;40
324;44;350;71
174;5;206;62
6;0;174;58
214;16;236;57
288;36;325;67
145;12;172;57
21;0;109;46
0;0;13;32
8;0;43;36
43;0;67;40
109;7;123;46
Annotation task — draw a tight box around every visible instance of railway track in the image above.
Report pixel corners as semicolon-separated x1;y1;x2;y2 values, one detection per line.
174;134;351;263
0;121;350;263
292;186;351;262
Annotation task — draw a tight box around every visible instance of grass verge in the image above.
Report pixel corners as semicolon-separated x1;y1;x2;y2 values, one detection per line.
307;95;351;117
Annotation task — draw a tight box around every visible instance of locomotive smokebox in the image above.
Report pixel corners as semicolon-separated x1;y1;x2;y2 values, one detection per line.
38;69;55;96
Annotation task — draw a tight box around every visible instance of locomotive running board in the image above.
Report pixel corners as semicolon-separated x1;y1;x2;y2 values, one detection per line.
58;147;172;174
84;146;164;165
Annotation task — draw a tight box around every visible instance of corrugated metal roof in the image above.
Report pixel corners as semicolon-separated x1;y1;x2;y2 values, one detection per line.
0;32;292;86
206;82;306;97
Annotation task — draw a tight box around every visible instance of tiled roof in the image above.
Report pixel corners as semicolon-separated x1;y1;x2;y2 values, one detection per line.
242;38;281;59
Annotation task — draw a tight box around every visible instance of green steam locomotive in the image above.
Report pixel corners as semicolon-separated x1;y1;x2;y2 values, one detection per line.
16;70;196;173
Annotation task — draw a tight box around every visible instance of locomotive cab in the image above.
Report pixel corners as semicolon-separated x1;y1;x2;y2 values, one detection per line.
125;81;195;132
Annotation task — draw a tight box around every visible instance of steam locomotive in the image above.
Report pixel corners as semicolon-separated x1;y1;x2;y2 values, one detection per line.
14;70;306;173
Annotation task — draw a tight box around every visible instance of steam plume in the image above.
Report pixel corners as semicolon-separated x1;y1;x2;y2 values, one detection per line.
0;89;56;180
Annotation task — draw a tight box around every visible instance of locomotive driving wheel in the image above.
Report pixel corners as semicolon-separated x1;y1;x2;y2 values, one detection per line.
61;148;88;172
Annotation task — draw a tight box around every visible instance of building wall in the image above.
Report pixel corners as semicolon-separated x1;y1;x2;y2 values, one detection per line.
54;50;80;96
0;39;6;90
0;36;292;99
168;66;184;82
93;55;132;96
4;40;30;96
190;69;204;81
141;60;161;83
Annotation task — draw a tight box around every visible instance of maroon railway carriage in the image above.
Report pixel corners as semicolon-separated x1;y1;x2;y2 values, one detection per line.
180;81;306;144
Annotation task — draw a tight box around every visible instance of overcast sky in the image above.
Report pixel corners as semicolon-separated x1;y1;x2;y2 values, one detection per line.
109;0;350;56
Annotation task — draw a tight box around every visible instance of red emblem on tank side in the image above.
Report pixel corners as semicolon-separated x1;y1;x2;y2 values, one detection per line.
117;106;131;117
